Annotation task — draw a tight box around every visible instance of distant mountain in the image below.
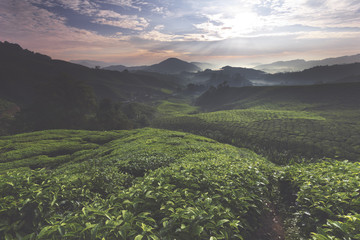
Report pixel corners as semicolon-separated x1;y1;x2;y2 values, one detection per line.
190;62;215;70
148;58;201;74
103;65;148;72
103;64;129;72
177;62;360;87
264;63;360;85
176;66;259;88
0;41;180;105
103;58;201;74
220;66;266;79
255;54;360;73
70;60;114;68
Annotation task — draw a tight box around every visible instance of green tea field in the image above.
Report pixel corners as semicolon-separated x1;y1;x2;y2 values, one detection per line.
153;84;360;164
1;128;359;239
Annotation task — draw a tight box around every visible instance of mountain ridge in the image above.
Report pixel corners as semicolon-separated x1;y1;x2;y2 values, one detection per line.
255;54;360;73
103;57;201;74
0;41;180;105
70;60;114;68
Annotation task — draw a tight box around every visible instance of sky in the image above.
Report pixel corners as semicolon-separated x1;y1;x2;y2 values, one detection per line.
1;0;360;67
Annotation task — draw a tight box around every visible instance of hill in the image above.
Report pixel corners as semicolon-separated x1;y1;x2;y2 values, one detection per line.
1;128;359;239
263;63;360;85
195;81;360;111
176;66;260;88
148;58;201;74
255;53;360;73
103;64;148;72
70;60;113;68
177;63;360;88
103;58;201;74
153;82;360;163
0;128;278;239
0;41;180;105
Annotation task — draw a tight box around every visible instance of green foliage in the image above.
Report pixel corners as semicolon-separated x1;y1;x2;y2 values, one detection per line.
0;128;277;239
12;77;97;132
1;126;359;239
153;107;360;164
0;99;18;136
94;99;132;130
122;102;156;128
0;129;125;172
280;160;360;239
155;100;199;116
312;214;360;240
195;83;360;111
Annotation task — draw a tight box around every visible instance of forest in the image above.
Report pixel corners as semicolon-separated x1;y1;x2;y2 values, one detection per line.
1;41;360;239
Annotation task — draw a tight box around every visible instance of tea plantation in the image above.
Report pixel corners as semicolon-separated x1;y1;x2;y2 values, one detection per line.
153;106;360;164
1;128;359;239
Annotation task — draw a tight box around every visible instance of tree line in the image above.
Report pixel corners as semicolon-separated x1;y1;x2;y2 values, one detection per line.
5;76;155;134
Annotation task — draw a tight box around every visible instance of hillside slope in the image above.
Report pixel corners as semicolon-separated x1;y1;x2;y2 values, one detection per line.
196;82;360;111
103;58;201;74
154;83;360;163
0;41;179;104
1;128;359;239
263;63;360;85
0;128;277;239
255;53;360;73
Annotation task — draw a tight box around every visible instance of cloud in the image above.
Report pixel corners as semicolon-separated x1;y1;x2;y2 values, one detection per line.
0;1;137;58
138;30;176;41
30;0;149;31
296;31;360;39
99;0;143;11
93;10;149;30
154;25;164;30
151;6;165;14
1;0;359;66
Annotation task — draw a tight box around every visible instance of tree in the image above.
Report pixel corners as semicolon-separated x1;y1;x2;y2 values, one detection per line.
13;76;97;131
95;99;131;130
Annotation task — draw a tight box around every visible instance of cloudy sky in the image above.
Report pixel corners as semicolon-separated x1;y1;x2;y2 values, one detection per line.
1;0;360;66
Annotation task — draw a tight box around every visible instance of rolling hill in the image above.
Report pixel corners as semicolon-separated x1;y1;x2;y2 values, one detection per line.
0;41;180;105
70;60;114;68
255;53;360;73
262;63;360;85
2;128;359;239
1;41;360;240
195;81;360;111
103;58;201;74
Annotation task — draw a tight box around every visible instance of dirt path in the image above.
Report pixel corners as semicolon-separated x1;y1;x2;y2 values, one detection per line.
252;202;286;240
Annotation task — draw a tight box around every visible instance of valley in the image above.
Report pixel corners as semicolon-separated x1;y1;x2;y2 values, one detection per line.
1;42;360;239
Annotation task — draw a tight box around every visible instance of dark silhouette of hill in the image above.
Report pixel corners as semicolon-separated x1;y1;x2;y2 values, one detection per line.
0;41;180;105
148;58;201;74
263;63;360;85
103;64;128;71
255;54;360;73
334;75;360;83
70;60;113;68
220;66;266;79
103;58;201;74
177;66;262;87
103;64;148;72
196;82;360;111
